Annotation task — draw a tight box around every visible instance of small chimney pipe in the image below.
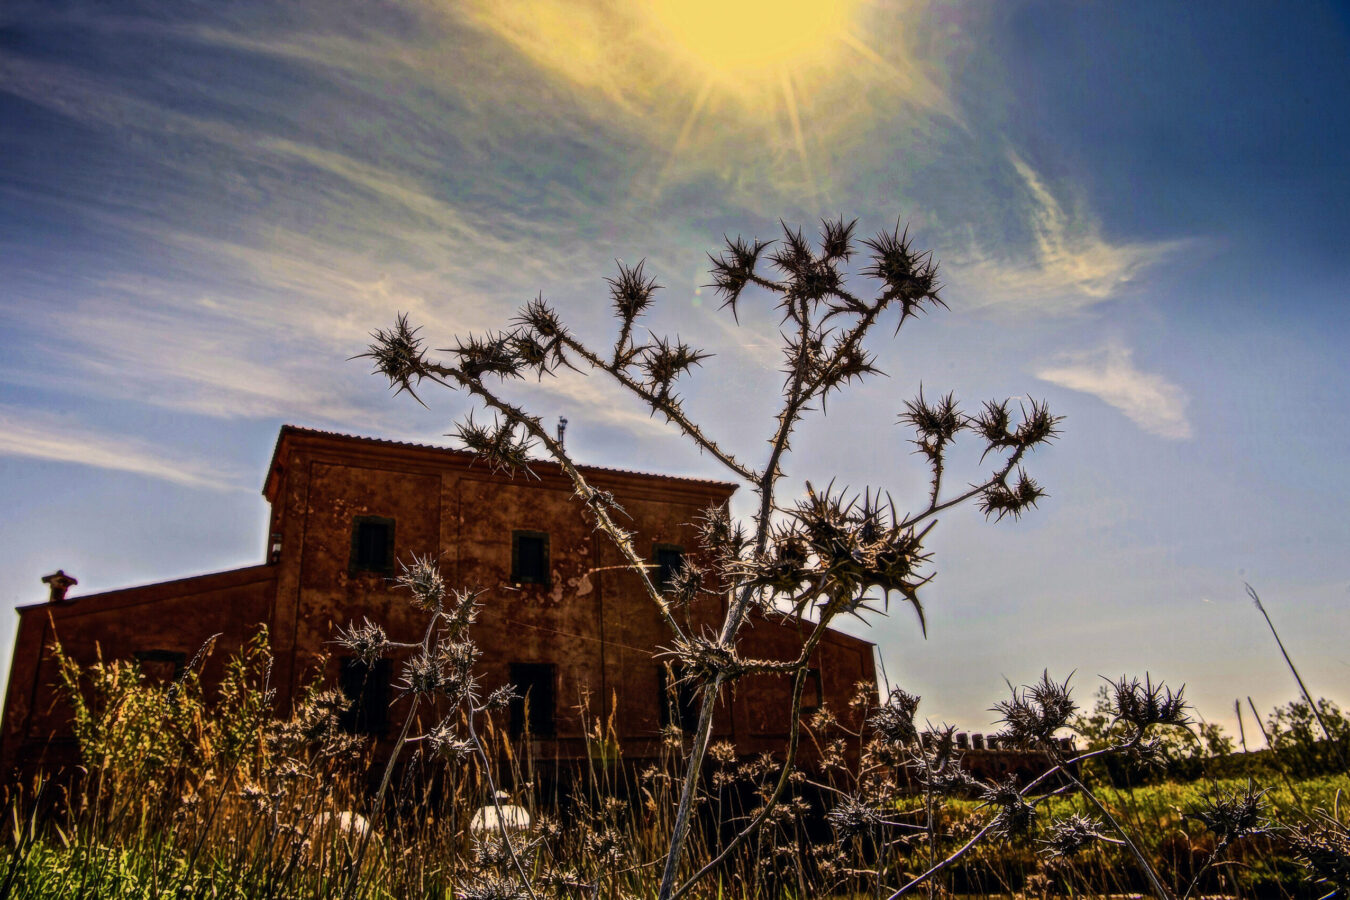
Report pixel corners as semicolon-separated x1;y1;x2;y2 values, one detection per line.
42;570;77;604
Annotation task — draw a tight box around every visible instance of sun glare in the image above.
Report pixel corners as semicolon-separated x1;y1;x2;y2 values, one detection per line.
647;0;862;85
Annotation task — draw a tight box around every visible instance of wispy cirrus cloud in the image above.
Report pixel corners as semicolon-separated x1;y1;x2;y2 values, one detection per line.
1034;343;1193;440
0;406;249;491
950;153;1185;315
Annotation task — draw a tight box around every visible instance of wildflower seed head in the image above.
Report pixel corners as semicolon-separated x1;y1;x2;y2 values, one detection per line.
709;740;737;765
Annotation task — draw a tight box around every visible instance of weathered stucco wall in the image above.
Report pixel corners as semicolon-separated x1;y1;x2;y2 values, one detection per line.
1;427;877;780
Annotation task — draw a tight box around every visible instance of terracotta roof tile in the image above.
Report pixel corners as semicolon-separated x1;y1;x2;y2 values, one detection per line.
267;424;740;495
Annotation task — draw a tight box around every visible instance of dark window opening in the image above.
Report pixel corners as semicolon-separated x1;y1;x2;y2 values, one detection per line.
801;667;824;714
134;650;186;685
658;665;701;733
339;657;392;736
653;544;686;591
511;531;550;585
509;663;556;737
351;516;395;575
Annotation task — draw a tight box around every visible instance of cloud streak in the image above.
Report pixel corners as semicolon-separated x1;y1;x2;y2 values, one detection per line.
950;154;1184;314
1035;343;1193;440
0;406;250;491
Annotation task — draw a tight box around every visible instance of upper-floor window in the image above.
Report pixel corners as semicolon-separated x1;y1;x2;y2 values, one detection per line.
351;516;395;575
339;657;392;736
508;662;556;737
511;530;550;585
652;544;685;591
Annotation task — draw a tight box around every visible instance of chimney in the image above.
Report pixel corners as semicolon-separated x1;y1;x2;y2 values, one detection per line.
42;570;77;604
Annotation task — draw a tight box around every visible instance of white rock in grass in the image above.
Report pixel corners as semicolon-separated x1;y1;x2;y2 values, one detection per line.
470;792;531;834
317;810;374;844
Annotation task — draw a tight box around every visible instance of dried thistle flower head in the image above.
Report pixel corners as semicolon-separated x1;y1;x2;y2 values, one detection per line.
827;794;883;842
334;617;387;664
665;558;705;607
1286;809;1350;894
639;335;709;399
994;671;1076;748
1109;674;1191;735
901;389;963;455
819;216;857;263
513;294;566;339
396;554;446;610
399;651;444;697
607;259;660;322
361;313;429;402
1041;814;1107;858
861;222;943;321
485;683;518;711
663;634;745;684
912;726;974;795
869;687;921;746
695;503;747;569
971;399;1061;457
428;719;474;763
979;776;1037;839
707;234;771;318
453;413;535;475
979;469;1047;522
451;331;524;381
1188;780;1269;844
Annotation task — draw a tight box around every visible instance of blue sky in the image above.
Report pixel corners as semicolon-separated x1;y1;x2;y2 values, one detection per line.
2;0;1348;738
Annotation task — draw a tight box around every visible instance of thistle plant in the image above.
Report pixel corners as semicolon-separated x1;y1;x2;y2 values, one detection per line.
363;217;1061;899
331;554;541;900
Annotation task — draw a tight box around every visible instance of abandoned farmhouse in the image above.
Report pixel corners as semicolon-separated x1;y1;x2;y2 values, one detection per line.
0;426;880;777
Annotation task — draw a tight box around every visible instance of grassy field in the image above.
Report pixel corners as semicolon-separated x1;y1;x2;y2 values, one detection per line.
2;631;1345;899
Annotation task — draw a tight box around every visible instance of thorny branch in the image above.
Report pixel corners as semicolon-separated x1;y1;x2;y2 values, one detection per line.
361;217;1062;900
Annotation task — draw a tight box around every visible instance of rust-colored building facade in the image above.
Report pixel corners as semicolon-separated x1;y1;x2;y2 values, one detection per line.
1;427;876;777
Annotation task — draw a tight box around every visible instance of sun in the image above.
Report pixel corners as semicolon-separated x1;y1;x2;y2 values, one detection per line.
646;0;863;87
